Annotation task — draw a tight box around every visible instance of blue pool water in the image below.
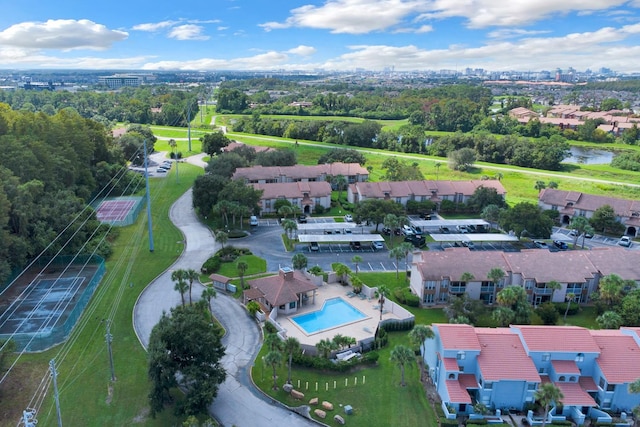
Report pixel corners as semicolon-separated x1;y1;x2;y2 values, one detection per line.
291;298;367;334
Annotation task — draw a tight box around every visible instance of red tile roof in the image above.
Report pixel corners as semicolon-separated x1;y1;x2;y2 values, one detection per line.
579;376;598;391
435;324;481;351
442;357;459;371
247;269;318;307
514;326;601;353
416;249;509;282
556;382;597;406
552;360;580;375
476;330;540;382
251;181;331;199
539;188;640;219
459;373;479;389
503;250;597;284
590;330;640;384
353;180;506;200
446;380;472;403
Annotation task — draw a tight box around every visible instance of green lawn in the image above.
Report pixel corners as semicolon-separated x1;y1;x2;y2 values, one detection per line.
6;164;206;427
215;255;267;278
254;331;437;427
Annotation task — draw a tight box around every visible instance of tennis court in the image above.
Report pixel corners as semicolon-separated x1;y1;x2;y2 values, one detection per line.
94;196;144;226
0;256;105;352
0;277;85;335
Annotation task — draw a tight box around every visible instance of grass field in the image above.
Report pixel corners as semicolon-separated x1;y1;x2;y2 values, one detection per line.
0;164;205;427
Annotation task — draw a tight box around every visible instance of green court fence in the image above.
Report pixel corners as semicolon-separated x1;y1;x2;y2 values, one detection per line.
0;254;106;352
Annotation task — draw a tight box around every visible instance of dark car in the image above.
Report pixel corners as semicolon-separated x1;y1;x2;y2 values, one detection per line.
309;242;319;251
382;227;391;236
439;226;450;234
349;241;362;250
420;213;432;220
553;240;568;250
405;235;426;247
298;215;307;223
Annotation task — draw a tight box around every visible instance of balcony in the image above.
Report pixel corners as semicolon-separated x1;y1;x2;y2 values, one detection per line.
533;288;554;295
480;286;495;293
449;286;466;294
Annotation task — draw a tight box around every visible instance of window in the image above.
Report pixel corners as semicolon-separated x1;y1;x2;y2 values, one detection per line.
425;281;437;290
449;373;456;379
599;377;606;389
289;302;296;309
559;376;566;382
457;351;465;360
569;376;576;382
525;280;535;290
542;353;550;362
539;367;546;374
424;294;435;303
607;384;615;392
485;382;493;390
575;353;584;362
528;383;537;391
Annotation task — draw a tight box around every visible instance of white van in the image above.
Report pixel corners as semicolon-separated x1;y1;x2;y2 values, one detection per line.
250;216;259;226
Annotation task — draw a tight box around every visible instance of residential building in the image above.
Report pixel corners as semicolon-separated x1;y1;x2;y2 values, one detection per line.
538;188;640;236
410;247;640;306
222;141;274;154
233;162;369;185
347;180;506;209
424;324;640;424
98;74;143;89
243;267;318;315
251;181;332;215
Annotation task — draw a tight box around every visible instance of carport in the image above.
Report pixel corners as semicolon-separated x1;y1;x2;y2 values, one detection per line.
411;219;491;231
430;233;519;249
297;223;359;234
298;234;385;251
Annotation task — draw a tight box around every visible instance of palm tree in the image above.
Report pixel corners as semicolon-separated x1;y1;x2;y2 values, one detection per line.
534;383;563;427
377;285;390;321
599;274;624;308
316;338;337;359
351;255;363;275
236;261;248;289
563;293;575;321
333;263;351;285
409;324;434;367
201;285;217;317
185;268;199;305
246;300;261;317
215;230;228;249
171;269;188;306
460;272;475;283
281;219;297;239
390;345;415;387
264;332;283;352
384;214;400;247
174;279;188;306
546;280;561;303
349;274;363;294
264;350;283;390
389;246;404;279
494;172;503;181
292;253;308;271
283;337;300;385
435;162;441;180
487;267;505;302
570;216;589;248
333;174;347;203
399;242;414;276
278;205;293;219
534;180;547;192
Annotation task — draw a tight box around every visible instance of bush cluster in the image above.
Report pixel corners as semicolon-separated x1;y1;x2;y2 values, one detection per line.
380;318;415;332
393;288;420;307
201;246;253;273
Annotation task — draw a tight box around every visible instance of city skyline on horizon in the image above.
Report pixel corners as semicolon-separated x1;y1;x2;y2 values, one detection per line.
2;1;640;73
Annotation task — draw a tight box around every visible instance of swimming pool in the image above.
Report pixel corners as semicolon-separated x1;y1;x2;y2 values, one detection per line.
291;297;367;334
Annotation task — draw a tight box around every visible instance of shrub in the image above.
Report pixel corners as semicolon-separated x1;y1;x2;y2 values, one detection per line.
362;350;379;364
314;205;326;215
202;256;221;274
263;322;278;334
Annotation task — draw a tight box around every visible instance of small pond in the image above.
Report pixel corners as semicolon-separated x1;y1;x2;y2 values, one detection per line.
563;146;615;165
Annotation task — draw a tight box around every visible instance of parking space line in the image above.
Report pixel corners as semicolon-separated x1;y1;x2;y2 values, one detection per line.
379;262;386;271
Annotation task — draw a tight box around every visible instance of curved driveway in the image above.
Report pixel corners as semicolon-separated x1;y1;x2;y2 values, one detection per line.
133;159;315;426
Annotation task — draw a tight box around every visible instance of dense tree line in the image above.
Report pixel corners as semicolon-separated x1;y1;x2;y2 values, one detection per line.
0;104;142;283
0;86;200;127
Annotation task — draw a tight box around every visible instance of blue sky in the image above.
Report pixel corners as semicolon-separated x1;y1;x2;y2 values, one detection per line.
1;0;640;72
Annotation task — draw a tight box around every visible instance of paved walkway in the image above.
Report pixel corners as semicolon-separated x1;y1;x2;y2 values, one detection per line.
133;161;315;426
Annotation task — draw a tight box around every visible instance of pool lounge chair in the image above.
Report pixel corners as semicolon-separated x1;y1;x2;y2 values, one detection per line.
358;293;367;300
346;291;356;297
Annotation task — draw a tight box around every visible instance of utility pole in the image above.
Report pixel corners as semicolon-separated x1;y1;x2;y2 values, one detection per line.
187;101;192;152
106;322;115;382
21;408;37;427
49;359;62;427
143;139;154;252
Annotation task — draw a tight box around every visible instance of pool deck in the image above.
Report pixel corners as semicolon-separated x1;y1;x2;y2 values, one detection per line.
276;282;402;348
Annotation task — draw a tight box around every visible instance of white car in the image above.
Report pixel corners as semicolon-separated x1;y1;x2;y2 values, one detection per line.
344;214;353;222
156;167;168;173
371;241;384;250
618;236;632;247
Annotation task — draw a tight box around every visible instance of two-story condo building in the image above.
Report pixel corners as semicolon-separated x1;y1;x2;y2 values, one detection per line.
233;162;369;185
410;247;640;306
538;188;640;237
347;180;506;209
251;181;332;215
424;324;640;425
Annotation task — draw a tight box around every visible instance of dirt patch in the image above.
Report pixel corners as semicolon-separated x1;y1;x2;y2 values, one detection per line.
132;406;149;424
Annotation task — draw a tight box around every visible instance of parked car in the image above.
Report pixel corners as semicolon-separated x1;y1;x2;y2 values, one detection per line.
456;225;469;233
250;215;259;226
371;241;384;250
439;226;450;234
420;213;432;220
382;227;391;236
298;214;307;223
618;236;632;247
402;225;416;236
553;240;568;250
309;242;319;251
344;214;353;222
344;229;352;234
569;229;578;237
404;235;426;247
461;241;475;249
349;241;361;250
533;240;549;249
156;167;168;173
161;161;172;169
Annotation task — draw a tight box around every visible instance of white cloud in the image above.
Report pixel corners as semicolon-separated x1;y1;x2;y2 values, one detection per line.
142;51;290;70
217;26;229;31
417;0;630;28
168;25;209;41
488;29;552;39
261;0;631;34
132;21;176;32
260;0;427;34
0;47;150;68
287;45;316;56
394;24;434;33
0;19;127;50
